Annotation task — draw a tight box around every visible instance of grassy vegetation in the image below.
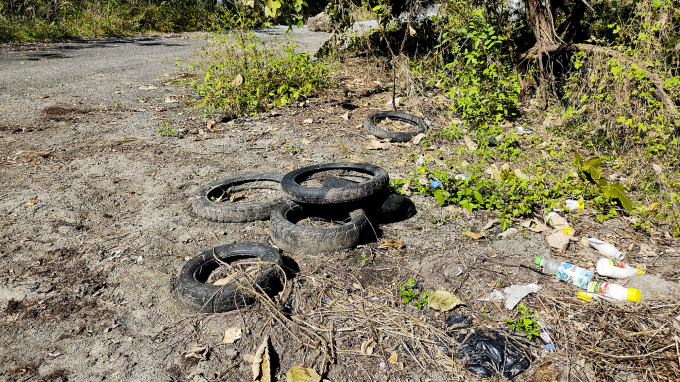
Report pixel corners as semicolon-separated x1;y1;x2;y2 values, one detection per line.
178;8;334;119
0;0;217;43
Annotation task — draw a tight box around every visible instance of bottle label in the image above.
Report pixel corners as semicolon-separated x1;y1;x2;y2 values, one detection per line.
587;282;609;294
557;262;594;289
608;260;625;269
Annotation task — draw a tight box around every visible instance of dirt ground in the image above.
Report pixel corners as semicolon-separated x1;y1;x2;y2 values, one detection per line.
2;32;680;382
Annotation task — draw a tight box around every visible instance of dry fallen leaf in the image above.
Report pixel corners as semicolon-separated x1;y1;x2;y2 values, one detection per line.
527;219;550;233
232;74;244;87
464;230;485;240
482;219;498;231
183;345;209;360
341;111;349;120
230;193;245;202
485;165;502;181
366;139;389;150
286;366;322;382
649;203;659;212
464;136;478;151
214;277;233;286
360;339;375;356
378;239;405;250
221;327;242;344
428;290;463;311
207;120;216;129
409;26;417;35
411;133;427;144
303;119;313;124
387;351;404;369
252;336;271;382
26;200;37;206
546;232;570;252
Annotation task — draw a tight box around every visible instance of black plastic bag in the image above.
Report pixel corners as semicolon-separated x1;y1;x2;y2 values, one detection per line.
456;329;530;380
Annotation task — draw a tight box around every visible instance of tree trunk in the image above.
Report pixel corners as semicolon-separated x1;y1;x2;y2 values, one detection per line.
526;0;559;104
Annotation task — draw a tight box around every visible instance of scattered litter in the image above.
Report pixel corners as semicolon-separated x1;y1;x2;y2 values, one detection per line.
430;179;442;188
503;284;542;310
379;362;387;371
597;258;643;278
537;322;555;352
445;314;469;327
360;339;376;356
477;289;505;302
221;327;242;344
387;97;401;107
586;281;641;302
286;366;322;382
456;329;531;379
498;227;518;238
547;212;574;235
454;173;470;180
428;290;463;311
425;120;435;126
303;119;313;124
552;199;584;212
416;155;425;166
511;126;533;134
536;257;593;289
589;238;624;260
136;255;144;264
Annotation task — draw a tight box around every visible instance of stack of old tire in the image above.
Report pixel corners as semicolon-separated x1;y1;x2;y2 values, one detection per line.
176;163;416;313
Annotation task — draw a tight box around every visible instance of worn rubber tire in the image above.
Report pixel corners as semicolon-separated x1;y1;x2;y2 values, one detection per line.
322;176;417;223
270;202;369;254
364;111;426;142
193;173;285;223
281;163;388;205
176;243;282;313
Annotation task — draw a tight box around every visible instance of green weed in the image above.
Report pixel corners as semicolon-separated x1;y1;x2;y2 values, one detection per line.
505;303;540;340
399;277;429;310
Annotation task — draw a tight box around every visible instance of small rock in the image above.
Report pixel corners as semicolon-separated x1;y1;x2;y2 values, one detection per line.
498;228;518;238
307;12;333;32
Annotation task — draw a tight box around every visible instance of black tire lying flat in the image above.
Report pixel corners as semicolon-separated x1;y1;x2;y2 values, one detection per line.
193;173;285;223
322;176;417;223
270;202;369;254
176;243;282;313
281;163;388;205
364;111;426;142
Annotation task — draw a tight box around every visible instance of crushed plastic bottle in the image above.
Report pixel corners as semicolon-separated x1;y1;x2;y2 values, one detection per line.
596;258;643;278
586;281;641;302
588;238;624;260
416;155;425;166
552;200;584;212
455;174;470;180
535;257;594;289
547;212;575;236
537;321;555;352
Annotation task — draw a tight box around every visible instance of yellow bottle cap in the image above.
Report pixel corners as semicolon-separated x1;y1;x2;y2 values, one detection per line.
564;227;575;236
636;268;644;275
577;201;585;209
627;288;641;302
577;292;593;302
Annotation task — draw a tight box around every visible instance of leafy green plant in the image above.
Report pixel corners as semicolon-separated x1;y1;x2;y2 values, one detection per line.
282;143;299;155
157;122;174;137
574;153;633;212
505;303;540;340
399;277;429;310
181;10;333;119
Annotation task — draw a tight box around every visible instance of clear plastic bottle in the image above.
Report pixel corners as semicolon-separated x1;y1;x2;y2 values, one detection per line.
596;258;643;278
588;238;624;260
586;281;641;302
535;257;594;289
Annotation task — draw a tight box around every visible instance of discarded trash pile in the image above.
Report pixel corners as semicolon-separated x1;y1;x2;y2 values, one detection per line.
177;162;416;313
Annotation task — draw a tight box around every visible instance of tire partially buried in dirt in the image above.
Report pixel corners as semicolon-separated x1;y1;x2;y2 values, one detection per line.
176;243;282;313
270;202;369;254
193;173;285;223
281;163;388;204
364;111;426;142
